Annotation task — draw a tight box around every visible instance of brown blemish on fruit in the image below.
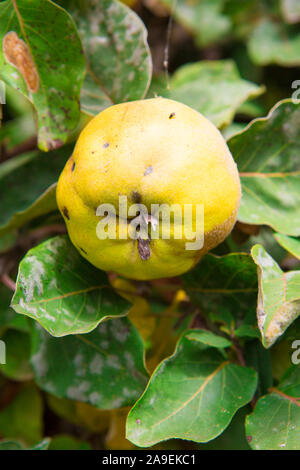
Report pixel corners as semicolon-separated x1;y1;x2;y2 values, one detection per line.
71;161;75;171
137;238;151;261
169;112;175;119
3;31;39;93
132;191;142;203
144;165;153;176
63;207;70;220
103;142;109;148
78;246;87;255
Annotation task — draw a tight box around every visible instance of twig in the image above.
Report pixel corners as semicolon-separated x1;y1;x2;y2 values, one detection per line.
29;224;66;241
1;273;16;291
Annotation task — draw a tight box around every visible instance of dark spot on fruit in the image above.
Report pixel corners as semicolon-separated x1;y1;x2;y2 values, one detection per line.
132;191;142;203
169;112;175;119
144;165;153;176
91;150;95;154
63;207;70;220
103;142;109;148
79;246;87;255
71;161;75;171
137;238;151;261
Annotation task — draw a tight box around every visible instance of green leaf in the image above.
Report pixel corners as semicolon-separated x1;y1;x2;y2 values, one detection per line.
161;60;264;128
12;235;131;336
251;244;300;348
222;122;246;140
30;319;148;409
159;0;231;47
228;99;300;236
274;233;300;259
248;19;300;66
246;366;300;450
182;252;258;333
0;329;33;381
126;332;257;446
0;146;72;236
48;434;91;450
281;0;300;23
0;438;50;450
0;383;43;445
185;329;232;349
60;0;152;115
0;0;85;151
197;406;251;450
0;441;24;450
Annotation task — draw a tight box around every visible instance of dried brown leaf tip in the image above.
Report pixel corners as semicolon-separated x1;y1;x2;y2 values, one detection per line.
3;31;39;93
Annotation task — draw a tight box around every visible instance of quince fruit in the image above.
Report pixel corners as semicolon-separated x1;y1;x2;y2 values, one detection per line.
57;98;241;280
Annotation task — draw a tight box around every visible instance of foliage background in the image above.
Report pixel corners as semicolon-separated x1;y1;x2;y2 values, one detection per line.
0;0;299;450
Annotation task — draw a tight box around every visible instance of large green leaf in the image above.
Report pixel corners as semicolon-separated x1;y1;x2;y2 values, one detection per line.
182;252;258;334
154;60;264;128
159;0;231;47
274;233;300;260
246;366;300;450
59;0;152;115
0;383;43;445
248;19;300;66
251;244;300;348
12;235;131;336
0;146;72;236
30;319;148;409
126;331;257;446
0;0;85;150
228;99;300;236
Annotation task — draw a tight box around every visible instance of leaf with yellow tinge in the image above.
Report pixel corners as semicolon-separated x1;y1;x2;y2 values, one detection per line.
75;402;110;433
126;331;257;447
251;244;300;348
228;99;300;236
106;408;135;450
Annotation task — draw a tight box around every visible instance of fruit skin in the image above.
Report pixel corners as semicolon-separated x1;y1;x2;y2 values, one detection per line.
57;98;241;280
